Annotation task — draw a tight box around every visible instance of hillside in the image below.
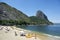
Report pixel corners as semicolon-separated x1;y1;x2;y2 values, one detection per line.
0;2;30;25
0;2;52;25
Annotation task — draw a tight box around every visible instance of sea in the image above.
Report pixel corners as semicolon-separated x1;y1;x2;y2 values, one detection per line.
18;23;60;38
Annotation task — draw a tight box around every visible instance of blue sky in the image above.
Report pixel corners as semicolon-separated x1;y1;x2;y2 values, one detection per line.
0;0;60;23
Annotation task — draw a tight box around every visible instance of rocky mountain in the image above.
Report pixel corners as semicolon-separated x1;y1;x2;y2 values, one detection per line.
0;2;30;20
0;2;52;25
30;10;53;25
36;10;48;20
0;2;31;25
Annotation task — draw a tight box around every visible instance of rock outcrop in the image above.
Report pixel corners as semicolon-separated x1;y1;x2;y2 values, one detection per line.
0;2;30;21
30;10;53;25
36;10;48;20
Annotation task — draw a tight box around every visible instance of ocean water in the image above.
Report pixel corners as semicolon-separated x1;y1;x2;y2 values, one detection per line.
18;24;60;37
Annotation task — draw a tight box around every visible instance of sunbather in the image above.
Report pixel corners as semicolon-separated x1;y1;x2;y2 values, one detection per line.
0;27;3;30
25;33;32;38
20;30;25;36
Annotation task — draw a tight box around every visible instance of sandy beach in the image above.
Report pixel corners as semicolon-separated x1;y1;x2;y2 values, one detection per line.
0;25;60;40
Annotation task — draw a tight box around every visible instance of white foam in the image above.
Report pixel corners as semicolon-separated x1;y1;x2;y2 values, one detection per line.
43;33;60;38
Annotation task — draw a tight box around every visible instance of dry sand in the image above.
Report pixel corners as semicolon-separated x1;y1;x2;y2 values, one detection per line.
0;25;41;40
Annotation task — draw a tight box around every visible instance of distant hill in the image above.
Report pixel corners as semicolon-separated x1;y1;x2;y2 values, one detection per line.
0;2;53;25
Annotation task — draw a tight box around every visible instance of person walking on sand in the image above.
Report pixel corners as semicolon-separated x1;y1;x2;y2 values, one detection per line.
15;31;17;36
35;34;37;39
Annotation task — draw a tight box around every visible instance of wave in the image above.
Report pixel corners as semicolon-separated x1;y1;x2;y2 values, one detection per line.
32;31;60;38
21;27;60;38
43;33;60;38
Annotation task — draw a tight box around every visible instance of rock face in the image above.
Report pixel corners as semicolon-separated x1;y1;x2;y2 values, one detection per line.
36;10;48;20
30;10;53;25
0;2;31;25
0;2;30;21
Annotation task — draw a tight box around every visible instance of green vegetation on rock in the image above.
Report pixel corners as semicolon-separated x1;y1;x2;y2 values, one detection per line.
0;2;53;25
29;10;53;25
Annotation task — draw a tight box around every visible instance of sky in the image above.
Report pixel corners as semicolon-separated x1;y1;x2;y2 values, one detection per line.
0;0;60;23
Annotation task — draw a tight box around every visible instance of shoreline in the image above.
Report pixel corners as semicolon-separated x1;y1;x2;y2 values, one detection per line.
16;25;60;38
0;25;60;40
15;25;60;40
23;29;60;40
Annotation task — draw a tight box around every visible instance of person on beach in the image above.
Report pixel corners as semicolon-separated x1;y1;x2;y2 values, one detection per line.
5;27;10;31
20;30;25;36
35;34;37;39
15;31;17;36
0;26;3;30
4;27;10;33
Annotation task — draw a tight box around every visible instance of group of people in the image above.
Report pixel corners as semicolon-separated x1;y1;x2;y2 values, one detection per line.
0;26;10;33
0;26;37;39
14;30;26;36
0;26;25;36
14;30;37;39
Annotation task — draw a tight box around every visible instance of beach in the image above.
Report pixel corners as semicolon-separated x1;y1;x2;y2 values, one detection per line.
0;25;60;40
